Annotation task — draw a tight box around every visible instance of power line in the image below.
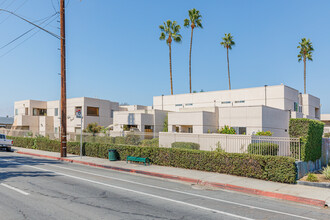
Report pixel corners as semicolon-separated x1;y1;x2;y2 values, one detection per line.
0;12;59;50
0;14;59;58
0;0;28;25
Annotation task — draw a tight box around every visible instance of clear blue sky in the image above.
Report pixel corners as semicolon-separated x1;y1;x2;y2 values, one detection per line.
1;0;330;116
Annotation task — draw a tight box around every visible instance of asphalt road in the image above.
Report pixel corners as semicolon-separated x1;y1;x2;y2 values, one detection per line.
0;151;329;220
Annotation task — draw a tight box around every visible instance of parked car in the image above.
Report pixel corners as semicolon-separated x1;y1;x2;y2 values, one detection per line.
0;134;13;152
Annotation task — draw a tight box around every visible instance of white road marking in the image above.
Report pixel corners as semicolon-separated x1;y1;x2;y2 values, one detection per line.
0;183;29;195
0;158;253;220
0;158;318;220
47;164;317;220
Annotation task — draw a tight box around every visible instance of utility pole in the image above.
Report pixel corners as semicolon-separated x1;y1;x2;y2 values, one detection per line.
60;0;67;157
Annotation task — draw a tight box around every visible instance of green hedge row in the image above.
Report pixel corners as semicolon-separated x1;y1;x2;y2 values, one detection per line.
9;136;297;183
289;118;324;162
247;142;279;156
171;142;200;150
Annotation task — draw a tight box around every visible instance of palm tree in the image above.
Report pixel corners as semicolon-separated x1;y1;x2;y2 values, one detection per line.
184;8;203;93
220;33;235;90
159;20;182;95
297;38;314;94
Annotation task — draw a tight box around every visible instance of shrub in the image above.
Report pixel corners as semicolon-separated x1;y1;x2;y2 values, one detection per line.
247;142;279;156
114;136;126;145
217;125;236;134
306;173;318;182
84;123;103;135
255;131;273;136
289;118;324;161
140;138;159;147
125;134;141;145
324;133;330;138
322;166;330;180
11;136;297;183
171;142;200;150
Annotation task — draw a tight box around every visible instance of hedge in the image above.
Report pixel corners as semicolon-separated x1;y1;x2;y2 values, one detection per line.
9;136;297;183
172;142;200;150
247;142;279;156
289;118;324;162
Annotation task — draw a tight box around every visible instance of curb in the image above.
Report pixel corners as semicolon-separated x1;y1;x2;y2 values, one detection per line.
297;180;330;189
16;151;326;208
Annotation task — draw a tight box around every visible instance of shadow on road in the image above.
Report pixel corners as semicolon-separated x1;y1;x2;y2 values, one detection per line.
0;154;62;181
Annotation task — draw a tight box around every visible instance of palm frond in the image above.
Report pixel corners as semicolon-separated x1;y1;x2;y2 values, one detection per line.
184;18;190;27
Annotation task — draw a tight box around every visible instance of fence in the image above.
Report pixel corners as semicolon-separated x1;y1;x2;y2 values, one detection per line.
0;128;159;145
159;132;301;160
322;138;330;166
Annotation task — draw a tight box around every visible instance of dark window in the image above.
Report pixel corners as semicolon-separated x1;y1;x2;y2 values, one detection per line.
87;107;99;116
55;108;58;116
110;109;114;118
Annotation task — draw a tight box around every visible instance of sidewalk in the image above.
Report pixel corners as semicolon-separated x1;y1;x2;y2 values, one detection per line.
12;146;330;208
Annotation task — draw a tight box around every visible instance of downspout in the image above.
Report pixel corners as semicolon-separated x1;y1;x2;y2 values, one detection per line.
264;85;268;106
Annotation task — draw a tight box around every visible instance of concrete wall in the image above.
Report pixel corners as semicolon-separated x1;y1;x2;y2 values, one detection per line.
14;97;120;136
321;114;330;134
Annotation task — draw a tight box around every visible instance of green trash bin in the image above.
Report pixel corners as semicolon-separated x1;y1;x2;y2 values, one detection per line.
108;149;118;161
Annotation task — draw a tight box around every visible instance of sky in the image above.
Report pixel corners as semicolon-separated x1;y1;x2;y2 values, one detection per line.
0;0;330;117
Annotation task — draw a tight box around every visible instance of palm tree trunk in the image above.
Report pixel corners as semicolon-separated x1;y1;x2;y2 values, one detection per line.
304;57;306;94
169;42;173;95
227;47;231;90
189;28;194;93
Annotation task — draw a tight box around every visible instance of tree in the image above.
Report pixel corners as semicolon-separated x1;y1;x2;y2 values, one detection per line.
220;33;235;90
83;123;103;136
184;8;203;93
297;38;314;94
159;20;182;95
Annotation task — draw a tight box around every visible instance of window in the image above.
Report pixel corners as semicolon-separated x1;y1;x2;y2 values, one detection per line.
232;127;247;135
55;127;58;133
33;108;47;116
175;104;183;107
221;101;231;104
110;109;114;118
15;109;18;116
87;106;99;116
55;108;58;116
235;100;245;103
185;103;193;106
25;108;28;115
294;102;298;112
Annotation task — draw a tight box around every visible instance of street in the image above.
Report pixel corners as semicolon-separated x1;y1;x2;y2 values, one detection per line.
0;151;329;220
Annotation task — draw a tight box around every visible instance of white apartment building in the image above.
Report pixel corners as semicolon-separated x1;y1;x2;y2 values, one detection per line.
321;114;330;134
113;106;168;134
13;97;119;137
153;84;321;137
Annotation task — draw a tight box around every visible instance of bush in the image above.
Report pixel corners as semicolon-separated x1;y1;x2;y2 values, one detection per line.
289;118;324;161
306;173;318;182
125;133;141;145
217;125;236;134
324;133;330;138
11;136;297;183
172;142;200;150
140;138;159;147
247;142;279;156
322;166;330;180
255;131;273;136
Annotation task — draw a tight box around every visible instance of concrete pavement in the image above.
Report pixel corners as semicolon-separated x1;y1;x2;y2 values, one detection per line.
1;151;330;220
11;146;330;207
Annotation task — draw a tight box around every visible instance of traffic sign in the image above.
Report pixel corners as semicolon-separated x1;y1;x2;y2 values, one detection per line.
76;109;82;118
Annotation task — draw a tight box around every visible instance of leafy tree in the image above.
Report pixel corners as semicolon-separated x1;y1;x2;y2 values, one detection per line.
220;33;235;90
184;8;203;93
297;38;314;94
84;123;103;136
163;114;168;132
159;20;182;95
